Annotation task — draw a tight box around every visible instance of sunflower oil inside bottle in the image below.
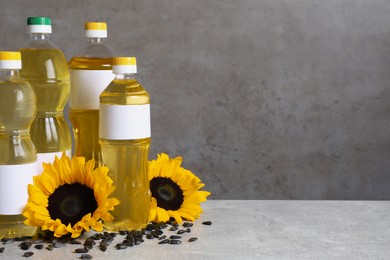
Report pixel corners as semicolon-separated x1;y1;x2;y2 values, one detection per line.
19;17;71;173
99;57;151;231
69;22;114;168
0;51;37;238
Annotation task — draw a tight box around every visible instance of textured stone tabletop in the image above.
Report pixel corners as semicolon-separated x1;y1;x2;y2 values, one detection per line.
2;200;390;259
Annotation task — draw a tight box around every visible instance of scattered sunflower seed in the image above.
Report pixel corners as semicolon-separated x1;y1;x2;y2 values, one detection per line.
158;239;170;244
75;248;89;253
188;237;198;242
34;244;44;250
177;229;186;234
202;221;212;225
46;244;54;251
23;251;34;257
183;222;193;228
169;239;182;245
158;235;167;240
169;235;181;240
169;226;178;231
80;254;93;259
0;247;4;253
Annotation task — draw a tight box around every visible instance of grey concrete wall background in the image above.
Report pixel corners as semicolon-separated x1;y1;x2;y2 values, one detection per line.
1;0;390;199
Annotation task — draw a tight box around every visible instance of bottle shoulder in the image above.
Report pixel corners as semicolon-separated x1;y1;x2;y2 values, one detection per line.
100;79;150;105
21;38;59;50
73;42;114;59
68;56;113;70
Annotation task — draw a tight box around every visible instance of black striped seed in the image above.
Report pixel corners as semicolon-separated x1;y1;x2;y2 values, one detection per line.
19;241;32;250
115;243;127;250
188;237;198;242
80;254;93;259
169;239;182;245
159;235;167;240
177;229;186;234
75;248;89;253
170;235;181;240
202;221;212;225
183;222;193;228
158;239;170;244
34;244;44;250
169;226;178;231
23;251;33;257
0;247;4;253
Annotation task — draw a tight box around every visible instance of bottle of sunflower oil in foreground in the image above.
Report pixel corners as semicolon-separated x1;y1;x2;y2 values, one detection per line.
69;22;114;168
0;51;37;238
99;57;151;231
19;16;71;174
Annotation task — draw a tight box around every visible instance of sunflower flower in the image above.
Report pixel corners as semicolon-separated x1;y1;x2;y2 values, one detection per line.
23;153;119;238
148;153;210;224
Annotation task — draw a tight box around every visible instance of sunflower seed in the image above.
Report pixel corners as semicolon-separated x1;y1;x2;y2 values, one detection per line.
34;244;44;250
80;254;93;259
151;231;160;238
170;235;181;240
109;232;118;237
169;239;182;245
19;241;32;250
158;235;167;240
177;229;186;234
146;223;157;230
169;226;178;231
99;243;107;252
188;237;198;242
90;234;101;240
146;234;154;239
0;247;4;253
70;240;82;245
46;244;54;251
75;248;89;253
23;251;34;257
157;222;168;229
123;239;134;247
126;234;134;241
119;230;128;236
186;228;191;233
202;221;212;225
154;228;163;235
115;243;127;250
158;239;170;244
183;222;193;228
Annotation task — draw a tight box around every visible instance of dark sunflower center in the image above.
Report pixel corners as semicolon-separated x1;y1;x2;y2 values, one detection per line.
47;183;98;226
150;177;184;211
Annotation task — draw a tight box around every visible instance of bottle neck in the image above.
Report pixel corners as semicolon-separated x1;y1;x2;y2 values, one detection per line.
29;33;51;40
0;69;20;77
115;73;136;80
86;37;106;43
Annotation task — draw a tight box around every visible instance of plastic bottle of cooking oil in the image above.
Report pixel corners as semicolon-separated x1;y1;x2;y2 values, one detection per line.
69;22;114;167
99;57;151;231
19;17;71;173
0;51;37;238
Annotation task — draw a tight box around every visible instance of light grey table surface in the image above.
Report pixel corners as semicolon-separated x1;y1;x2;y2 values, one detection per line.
1;200;390;259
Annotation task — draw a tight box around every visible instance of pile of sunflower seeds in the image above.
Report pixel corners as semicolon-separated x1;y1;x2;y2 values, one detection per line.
0;220;212;259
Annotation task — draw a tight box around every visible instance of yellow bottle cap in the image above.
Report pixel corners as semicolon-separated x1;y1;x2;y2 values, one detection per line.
84;22;107;38
0;51;22;69
113;57;137;74
0;51;21;61
113;57;136;66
